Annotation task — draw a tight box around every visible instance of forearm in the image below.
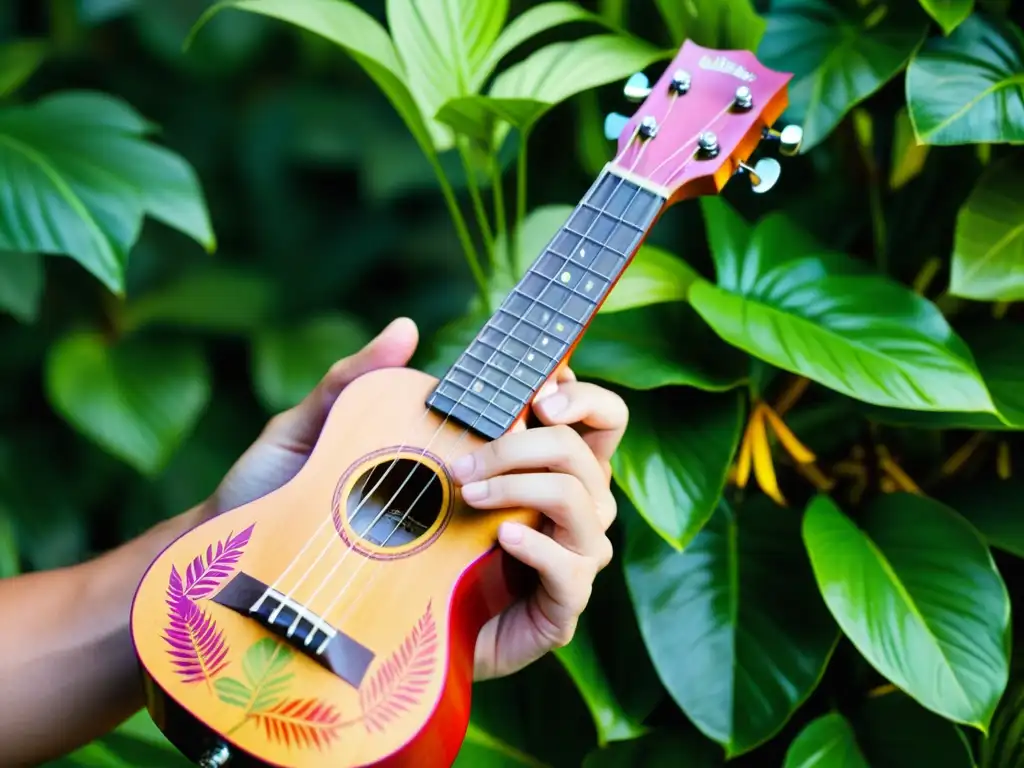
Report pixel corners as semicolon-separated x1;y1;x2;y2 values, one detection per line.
0;504;206;766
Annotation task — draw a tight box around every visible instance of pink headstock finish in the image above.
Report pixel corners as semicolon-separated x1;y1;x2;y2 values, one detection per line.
604;40;801;205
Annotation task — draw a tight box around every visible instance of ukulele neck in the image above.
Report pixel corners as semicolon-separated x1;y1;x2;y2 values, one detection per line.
426;166;666;440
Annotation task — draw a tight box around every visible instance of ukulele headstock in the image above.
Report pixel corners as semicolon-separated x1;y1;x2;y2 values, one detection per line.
603;40;802;205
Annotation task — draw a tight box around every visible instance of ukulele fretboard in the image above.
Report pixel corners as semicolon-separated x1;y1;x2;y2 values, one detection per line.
427;170;665;440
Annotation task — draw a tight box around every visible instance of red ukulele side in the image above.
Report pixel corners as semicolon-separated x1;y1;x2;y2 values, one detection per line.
130;40;800;768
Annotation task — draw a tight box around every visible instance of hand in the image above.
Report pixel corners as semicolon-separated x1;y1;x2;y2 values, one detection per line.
451;366;628;681
205;317;420;517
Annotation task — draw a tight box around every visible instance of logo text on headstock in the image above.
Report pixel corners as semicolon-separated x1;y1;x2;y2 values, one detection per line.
699;55;756;82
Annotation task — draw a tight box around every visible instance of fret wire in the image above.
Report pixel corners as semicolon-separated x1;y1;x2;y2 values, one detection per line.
464;339;552;384
462;346;549;393
445;363;524;418
465;329;557;378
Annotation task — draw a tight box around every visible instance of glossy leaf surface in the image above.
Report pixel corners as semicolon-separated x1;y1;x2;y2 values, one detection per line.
45;333;211;475
0;91;214;293
689;198;996;415
783;713;868;768
803;494;1010;730
918;0;974;34
907;14;1024;145
625;497;838;755
758;0;927;152
613;390;743;549
601;245;698;314
951;154;1024;302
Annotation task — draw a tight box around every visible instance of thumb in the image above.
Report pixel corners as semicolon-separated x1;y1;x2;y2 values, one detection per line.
264;317;419;447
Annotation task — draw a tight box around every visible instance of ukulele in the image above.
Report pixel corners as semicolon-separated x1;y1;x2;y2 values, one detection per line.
130;39;802;768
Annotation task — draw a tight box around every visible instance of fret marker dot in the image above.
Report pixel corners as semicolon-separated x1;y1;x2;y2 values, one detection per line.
540;311;551;323
555;322;565;333
541;337;550;347
584;279;595;292
472;382;484;393
527;353;536;362
560;271;572;283
516;367;526;377
579;248;586;259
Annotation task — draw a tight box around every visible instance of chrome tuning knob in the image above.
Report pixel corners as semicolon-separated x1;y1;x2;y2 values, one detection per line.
623;72;652;102
762;124;804;156
603;112;630;141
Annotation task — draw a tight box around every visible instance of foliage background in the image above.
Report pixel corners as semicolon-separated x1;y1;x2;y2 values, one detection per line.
3;0;1024;765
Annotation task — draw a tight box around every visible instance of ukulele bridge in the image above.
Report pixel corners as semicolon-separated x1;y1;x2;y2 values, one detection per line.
212;571;375;689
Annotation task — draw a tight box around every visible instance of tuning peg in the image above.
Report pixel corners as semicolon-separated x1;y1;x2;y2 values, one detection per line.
762;124;804;156
604;112;630;140
623;73;652;102
737;157;781;193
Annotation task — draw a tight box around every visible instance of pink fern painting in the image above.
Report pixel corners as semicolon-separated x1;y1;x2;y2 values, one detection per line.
358;601;437;733
162;524;255;686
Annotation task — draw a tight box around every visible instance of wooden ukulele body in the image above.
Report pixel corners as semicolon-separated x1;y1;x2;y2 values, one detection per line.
131;366;540;767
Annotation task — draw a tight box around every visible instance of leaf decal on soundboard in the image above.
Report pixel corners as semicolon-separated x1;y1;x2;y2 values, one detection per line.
216;638;296;713
162;584;229;685
183;524;254;599
359;601;438;733
251;699;344;750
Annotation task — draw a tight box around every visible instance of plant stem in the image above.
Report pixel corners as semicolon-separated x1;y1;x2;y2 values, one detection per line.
456;139;495;266
511;130;529;277
427;153;490;306
491;155;508;268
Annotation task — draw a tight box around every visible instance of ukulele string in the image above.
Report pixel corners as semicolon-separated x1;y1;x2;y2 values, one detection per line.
320;102;741;635
304;146;647;640
317;140;686;640
261;130;645;635
649;101;735;184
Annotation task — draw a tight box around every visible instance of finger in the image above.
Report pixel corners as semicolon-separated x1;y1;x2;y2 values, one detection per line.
264;317;419;448
452;425;608;507
533;381;628;466
462;473;603;556
497;522;605;646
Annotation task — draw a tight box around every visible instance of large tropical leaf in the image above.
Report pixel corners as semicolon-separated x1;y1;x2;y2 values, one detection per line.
0;91;214;293
612;390;744;550
654;0;765;50
624;497;838;756
191;0;437;155
918;0;974;34
571;305;748;392
436;34;665;145
387;0;509;150
600;245;698;314
688;198;997;416
44;333;211;475
757;0;928;152
0;251;43;323
907;14;1024;145
802;494;1011;730
783;713;868;768
950;154;1024;303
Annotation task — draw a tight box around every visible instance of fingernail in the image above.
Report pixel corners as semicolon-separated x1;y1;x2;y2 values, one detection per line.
536;381;559;401
537;393;568;418
499;522;524;545
461;480;488;502
451;453;475;481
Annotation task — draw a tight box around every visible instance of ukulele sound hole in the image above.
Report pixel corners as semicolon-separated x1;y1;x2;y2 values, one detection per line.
346;458;444;549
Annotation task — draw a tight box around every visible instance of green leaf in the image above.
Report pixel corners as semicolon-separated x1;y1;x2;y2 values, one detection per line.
45;333;211;475
625;497;838;756
907;15;1024;145
388;0;509;150
981;670;1024;768
889;106;930;190
214;677;252;708
757;0;928;152
0;40;47;97
192;1;437;157
950;154;1024;303
958;321;1024;426
0;91;215;293
783;713;868;768
123;265;276;334
455;723;551;767
572;305;748;392
554;610;647;746
437;34;665;143
476;2;610;89
853;690;976;767
918;0;974;34
654;0;765;50
601;245;698;314
689;198;997;416
802;493;1011;730
252;313;372;413
613;390;743;550
582;728;722;767
0;251;43;323
241;637;295;711
941;479;1024;560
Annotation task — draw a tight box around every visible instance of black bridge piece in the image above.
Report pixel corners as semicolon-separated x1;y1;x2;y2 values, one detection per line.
212;571;375;689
